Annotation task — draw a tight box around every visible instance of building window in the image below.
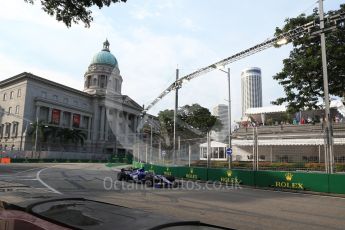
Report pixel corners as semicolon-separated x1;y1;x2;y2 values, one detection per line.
17;89;21;97
62;112;71;127
10;91;14;99
100;75;107;88
15;105;19;114
86;76;91;88
115;79;118;92
41;91;47;98
3;93;7;101
5;123;11;138
12;122;18;137
53;95;58;101
8;107;12;114
0;124;3;138
63;98;69;104
74;100;78;106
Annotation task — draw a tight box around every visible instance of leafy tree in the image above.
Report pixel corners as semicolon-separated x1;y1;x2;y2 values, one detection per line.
272;5;345;113
179;104;222;134
158;104;222;148
24;0;127;27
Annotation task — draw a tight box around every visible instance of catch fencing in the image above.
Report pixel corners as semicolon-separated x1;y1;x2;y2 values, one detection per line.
134;123;345;173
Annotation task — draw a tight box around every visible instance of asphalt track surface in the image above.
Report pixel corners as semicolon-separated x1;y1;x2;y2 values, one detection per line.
1;163;345;230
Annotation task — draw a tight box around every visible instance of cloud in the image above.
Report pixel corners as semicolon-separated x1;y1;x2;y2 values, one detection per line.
180;18;202;31
130;8;160;20
0;0;65;29
0;53;82;90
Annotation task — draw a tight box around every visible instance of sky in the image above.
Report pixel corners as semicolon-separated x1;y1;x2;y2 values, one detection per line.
0;0;343;122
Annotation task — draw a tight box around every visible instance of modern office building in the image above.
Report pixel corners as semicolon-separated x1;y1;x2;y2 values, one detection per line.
0;40;143;158
211;104;229;143
241;67;262;117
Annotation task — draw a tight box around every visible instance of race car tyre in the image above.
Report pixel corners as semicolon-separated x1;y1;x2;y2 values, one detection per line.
145;175;154;187
165;175;175;182
117;172;124;181
145;179;153;187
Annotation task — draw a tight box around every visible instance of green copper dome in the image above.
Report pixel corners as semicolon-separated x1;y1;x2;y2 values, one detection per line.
90;40;117;67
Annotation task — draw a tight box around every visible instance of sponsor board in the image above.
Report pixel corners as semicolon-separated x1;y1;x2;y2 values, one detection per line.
185;168;198;180
220;170;241;184
163;167;172;176
274;172;304;190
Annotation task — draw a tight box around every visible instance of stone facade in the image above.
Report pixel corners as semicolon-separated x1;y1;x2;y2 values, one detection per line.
0;40;142;156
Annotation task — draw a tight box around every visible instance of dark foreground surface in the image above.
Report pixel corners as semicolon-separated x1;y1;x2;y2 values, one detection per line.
0;163;345;230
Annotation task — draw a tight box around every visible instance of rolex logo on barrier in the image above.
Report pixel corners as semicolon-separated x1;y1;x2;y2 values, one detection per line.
164;167;172;176
274;172;303;190
149;165;155;173
285;172;293;181
220;170;240;184
186;168;198;179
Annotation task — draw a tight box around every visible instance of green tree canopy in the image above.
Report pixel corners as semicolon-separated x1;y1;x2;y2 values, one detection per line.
158;104;222;148
25;0;127;27
272;4;345;113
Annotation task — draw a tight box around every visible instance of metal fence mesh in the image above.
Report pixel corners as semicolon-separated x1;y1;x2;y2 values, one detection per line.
135;123;345;173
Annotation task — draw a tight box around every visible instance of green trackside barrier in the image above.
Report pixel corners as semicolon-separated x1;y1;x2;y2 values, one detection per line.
132;161;345;194
207;168;255;186
328;174;345;194
151;165;167;175
147;164;180;177
177;167;208;181
132;161;145;168
254;171;329;193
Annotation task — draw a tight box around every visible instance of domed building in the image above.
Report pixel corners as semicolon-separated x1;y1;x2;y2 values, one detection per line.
84;39;123;95
0;40;143;159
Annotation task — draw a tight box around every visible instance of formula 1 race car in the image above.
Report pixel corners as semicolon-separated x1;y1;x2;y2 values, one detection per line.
117;167;146;183
117;167;181;188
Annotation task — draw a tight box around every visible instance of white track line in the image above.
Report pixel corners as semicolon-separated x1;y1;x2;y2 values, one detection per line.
15;167;41;175
36;167;62;195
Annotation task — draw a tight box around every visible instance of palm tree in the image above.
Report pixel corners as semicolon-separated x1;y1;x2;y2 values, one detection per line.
56;128;87;147
70;129;87;146
27;120;48;151
56;128;73;145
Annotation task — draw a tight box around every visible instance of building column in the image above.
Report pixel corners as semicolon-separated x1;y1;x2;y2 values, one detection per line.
48;108;52;123
80;115;83;129
105;109;109;141
92;99;99;141
115;110;120;135
134;115;138;133
59;111;64;127
100;106;105;140
125;112;129;144
35;105;40;121
87;117;92;141
69;113;73;129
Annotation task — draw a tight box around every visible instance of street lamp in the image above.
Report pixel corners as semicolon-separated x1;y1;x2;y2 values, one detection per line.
319;0;334;173
212;65;232;169
276;37;288;45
